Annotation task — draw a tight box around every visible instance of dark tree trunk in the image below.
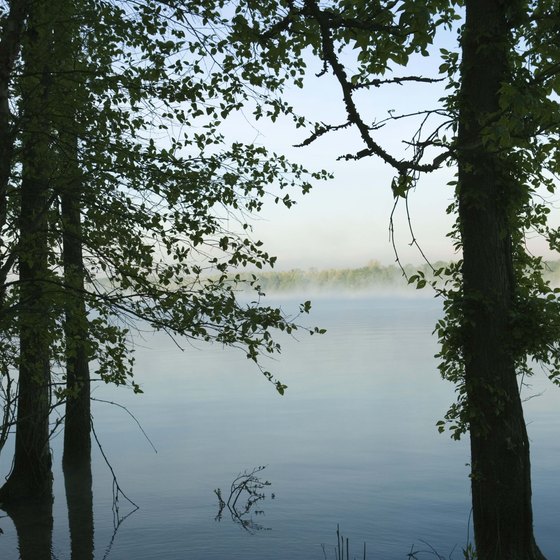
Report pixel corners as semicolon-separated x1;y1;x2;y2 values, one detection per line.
0;0;54;505
61;151;91;469
458;1;545;558
53;0;92;470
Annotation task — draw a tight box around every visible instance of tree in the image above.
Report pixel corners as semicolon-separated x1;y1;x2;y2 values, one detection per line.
452;2;545;557
0;0;326;506
50;0;92;472
1;0;56;503
0;0;28;464
220;1;560;558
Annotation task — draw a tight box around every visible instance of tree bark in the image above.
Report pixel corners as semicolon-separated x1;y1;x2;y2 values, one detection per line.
61;155;91;469
458;1;545;558
54;0;92;470
0;0;54;505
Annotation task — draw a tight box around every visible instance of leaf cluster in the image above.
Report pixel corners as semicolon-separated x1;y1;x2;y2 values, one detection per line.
0;0;330;401
218;0;560;437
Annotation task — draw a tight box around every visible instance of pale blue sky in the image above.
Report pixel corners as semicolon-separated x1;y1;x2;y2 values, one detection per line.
223;23;558;271
226;42;458;270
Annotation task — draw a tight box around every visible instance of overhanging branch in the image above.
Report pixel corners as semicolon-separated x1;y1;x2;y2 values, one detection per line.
302;0;447;174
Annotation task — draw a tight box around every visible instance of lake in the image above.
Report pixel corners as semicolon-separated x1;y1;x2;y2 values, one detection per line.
0;295;559;559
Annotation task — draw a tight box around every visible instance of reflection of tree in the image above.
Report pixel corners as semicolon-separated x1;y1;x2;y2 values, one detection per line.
214;466;273;533
64;459;94;560
0;437;93;560
0;422;141;560
1;497;53;560
0;373;16;455
91;421;139;559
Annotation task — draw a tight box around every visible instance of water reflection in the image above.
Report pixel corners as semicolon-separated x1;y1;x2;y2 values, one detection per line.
214;466;274;533
0;452;137;560
64;459;94;560
3;497;53;560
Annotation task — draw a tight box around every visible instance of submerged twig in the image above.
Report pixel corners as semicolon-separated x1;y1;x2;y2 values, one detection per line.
214;465;273;533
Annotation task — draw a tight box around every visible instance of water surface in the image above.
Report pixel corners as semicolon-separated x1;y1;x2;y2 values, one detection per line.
0;296;558;558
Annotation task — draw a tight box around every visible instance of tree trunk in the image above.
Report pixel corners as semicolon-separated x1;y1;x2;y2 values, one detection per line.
62;167;91;468
54;1;92;470
0;0;54;505
61;151;91;469
458;1;545;558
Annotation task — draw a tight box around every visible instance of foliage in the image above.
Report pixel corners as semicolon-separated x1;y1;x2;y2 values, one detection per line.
0;0;330;405
426;0;560;438
4;4;560;554
216;0;560;442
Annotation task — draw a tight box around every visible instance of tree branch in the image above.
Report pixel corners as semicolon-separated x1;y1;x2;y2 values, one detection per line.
302;0;446;174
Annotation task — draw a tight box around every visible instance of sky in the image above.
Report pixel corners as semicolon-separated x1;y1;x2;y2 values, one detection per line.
222;33;461;271
220;17;559;272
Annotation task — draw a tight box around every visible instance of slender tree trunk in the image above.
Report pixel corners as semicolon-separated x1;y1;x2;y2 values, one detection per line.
0;0;54;505
0;2;28;471
61;144;91;469
458;1;545;558
53;1;92;469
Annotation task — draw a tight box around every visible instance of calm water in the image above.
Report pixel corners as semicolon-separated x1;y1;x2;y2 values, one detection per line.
1;296;559;559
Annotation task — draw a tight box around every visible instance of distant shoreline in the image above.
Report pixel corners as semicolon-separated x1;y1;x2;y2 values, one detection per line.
236;260;560;294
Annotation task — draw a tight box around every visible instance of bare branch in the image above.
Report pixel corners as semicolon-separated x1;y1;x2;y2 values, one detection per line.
294;120;353;148
302;0;446;174
352;75;444;90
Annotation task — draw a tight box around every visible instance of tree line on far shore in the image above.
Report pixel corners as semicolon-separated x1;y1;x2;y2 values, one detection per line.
238;260;560;293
